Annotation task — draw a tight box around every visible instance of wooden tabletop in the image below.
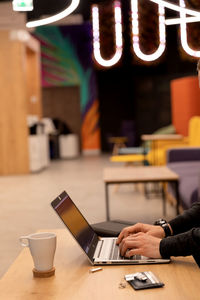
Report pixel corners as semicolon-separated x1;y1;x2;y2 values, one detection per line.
103;166;179;183
0;229;199;300
0;229;199;299
141;134;183;141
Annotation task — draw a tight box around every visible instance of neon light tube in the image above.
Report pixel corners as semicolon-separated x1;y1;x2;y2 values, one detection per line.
92;1;123;67
26;0;80;28
150;0;200;17
166;16;200;26
179;0;200;58
131;0;166;62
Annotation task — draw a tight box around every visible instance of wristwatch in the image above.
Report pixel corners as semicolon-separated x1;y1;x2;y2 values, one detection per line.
154;219;172;237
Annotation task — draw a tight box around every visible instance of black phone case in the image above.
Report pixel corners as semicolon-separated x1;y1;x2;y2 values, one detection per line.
128;279;164;290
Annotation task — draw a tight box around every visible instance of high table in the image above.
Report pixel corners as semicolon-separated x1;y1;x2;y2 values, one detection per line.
103;166;179;220
0;229;199;300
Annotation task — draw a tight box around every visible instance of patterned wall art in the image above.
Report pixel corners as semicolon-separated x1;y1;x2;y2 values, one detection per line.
34;24;100;152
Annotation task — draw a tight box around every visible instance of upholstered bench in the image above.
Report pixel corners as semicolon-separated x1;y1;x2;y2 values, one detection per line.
167;147;200;209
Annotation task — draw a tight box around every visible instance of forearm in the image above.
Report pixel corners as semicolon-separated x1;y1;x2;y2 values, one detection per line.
169;202;200;235
160;228;200;258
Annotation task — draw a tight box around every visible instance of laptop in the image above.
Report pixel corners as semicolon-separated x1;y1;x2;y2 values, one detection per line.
51;191;170;265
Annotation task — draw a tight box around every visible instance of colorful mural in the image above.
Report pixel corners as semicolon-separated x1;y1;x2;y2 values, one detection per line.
34;24;100;151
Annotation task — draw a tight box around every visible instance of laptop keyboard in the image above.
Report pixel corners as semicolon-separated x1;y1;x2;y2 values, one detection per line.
111;242;120;260
109;239;141;260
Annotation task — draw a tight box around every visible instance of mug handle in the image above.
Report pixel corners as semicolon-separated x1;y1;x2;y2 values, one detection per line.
19;236;29;247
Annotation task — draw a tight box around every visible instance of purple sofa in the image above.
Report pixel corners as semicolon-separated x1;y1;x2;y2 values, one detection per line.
167;147;200;209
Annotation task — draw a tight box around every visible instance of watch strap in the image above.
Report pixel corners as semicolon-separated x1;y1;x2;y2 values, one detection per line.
161;223;171;237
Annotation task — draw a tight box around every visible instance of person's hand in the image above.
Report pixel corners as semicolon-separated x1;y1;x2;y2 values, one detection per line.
119;232;162;258
116;223;165;245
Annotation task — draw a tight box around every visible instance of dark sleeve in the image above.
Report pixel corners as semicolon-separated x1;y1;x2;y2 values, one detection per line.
169;202;200;235
160;228;200;266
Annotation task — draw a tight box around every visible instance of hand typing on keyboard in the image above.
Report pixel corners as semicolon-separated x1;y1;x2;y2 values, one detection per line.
116;223;165;259
118;232;162;259
116;223;165;245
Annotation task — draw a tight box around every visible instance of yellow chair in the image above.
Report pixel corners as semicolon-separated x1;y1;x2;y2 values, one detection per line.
153;116;200;165
188;116;200;146
110;116;200;166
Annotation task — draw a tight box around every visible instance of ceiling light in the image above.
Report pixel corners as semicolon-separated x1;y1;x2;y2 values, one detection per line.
13;0;33;11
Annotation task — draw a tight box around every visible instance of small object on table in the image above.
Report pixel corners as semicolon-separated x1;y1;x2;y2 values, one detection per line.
89;267;103;273
125;271;164;290
118;279;127;289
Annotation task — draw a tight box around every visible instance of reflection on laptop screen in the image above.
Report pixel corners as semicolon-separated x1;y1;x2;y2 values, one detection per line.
53;192;96;254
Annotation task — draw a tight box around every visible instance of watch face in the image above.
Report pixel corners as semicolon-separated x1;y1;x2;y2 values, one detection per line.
154;219;167;226
160;220;167;225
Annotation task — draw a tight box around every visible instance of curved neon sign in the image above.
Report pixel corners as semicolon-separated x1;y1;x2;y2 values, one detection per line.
26;0;80;28
92;0;200;67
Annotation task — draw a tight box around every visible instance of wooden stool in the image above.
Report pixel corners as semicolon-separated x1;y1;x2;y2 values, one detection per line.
108;137;128;155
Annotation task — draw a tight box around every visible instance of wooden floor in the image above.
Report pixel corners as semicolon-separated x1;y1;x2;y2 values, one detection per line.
0;155;176;278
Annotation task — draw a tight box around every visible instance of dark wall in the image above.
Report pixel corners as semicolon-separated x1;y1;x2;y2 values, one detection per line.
95;3;198;151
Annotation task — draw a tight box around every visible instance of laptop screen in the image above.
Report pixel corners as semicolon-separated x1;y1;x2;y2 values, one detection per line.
51;191;99;262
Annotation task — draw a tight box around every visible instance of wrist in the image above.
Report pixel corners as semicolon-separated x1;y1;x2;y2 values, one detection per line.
154;219;172;238
156;226;165;239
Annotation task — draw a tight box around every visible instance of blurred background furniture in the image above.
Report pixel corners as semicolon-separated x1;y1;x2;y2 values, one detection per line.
118;147;149;155
59;134;79;159
149;116;200;165
141;133;183;165
110;116;200;166
167;147;200;210
110;124;176;165
171;76;200;136
29;135;49;172
103;166;179;220
108;136;128;155
28;117;50;172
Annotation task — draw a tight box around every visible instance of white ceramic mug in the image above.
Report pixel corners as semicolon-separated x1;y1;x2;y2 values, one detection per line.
19;232;57;271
